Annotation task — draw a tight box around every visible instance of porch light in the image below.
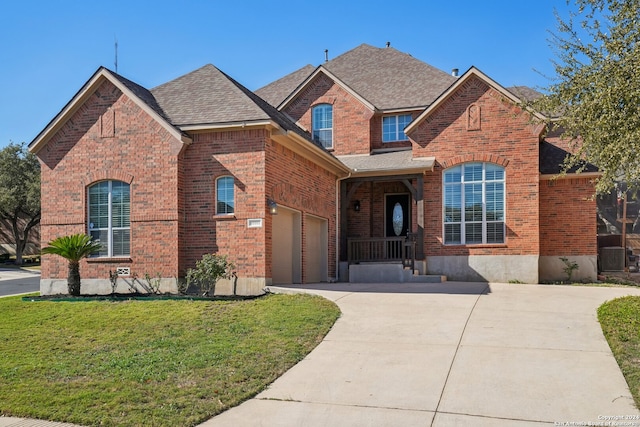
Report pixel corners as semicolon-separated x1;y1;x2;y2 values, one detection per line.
353;200;360;212
267;199;278;215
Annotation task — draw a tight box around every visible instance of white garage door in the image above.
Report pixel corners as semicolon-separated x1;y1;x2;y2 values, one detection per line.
272;207;301;284
305;215;328;283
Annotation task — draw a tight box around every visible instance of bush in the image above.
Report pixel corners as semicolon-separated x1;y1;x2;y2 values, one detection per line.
186;254;235;296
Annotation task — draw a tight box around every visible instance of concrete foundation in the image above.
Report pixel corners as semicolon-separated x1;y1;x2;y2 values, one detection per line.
538;255;598;283
349;263;405;283
338;261;349;282
427;255;539;284
40;276;269;296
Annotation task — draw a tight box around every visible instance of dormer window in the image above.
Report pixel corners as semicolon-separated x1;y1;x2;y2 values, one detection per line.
382;114;412;142
312;104;333;149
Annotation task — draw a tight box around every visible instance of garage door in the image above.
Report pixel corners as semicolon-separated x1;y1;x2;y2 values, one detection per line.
272;207;301;284
305;215;328;283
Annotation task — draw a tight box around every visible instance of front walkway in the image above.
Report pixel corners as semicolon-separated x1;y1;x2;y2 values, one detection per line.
202;282;640;426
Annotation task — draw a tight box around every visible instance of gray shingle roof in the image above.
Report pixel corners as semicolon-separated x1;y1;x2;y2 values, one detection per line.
150;64;273;126
337;150;435;175
109;70;171;122
255;64;315;108
324;44;457;110
539;140;598;175
507;85;543;102
256;44;457;110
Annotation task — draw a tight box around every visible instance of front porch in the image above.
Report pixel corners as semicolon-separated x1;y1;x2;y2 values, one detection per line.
336;151;445;283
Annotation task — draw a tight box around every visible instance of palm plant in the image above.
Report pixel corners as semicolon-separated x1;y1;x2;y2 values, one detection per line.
41;234;103;296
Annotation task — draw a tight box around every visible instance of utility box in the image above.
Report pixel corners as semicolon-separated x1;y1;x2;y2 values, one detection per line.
600;246;625;271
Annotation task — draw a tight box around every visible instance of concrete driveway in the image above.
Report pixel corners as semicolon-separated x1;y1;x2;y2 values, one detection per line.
202;282;640;427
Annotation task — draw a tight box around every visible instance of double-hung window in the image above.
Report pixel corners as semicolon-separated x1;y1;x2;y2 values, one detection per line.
443;163;505;244
312;104;333;148
382;114;412;142
216;176;234;215
88;180;130;257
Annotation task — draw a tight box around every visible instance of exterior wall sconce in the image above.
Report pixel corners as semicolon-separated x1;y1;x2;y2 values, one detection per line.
267;199;278;215
354;200;360;212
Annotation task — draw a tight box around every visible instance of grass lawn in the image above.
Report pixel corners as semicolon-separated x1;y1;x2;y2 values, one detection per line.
598;296;640;408
0;293;340;426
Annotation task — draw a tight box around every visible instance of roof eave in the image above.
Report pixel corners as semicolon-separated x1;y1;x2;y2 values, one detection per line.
350;165;434;178
179;120;275;132
539;171;602;180
272;130;350;177
29;68;188;154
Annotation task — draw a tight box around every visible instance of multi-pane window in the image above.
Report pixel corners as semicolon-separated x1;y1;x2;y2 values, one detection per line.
443;163;505;245
312;104;333;148
88;180;130;257
216;176;234;215
382;114;412;142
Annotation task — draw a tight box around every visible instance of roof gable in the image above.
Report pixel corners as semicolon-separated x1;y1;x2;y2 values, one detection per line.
29;67;186;154
405;67;546;136
278;66;376;112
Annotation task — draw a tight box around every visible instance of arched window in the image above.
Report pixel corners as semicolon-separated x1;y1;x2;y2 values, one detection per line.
443;163;505;244
216;176;234;215
88;180;130;257
312;104;333;148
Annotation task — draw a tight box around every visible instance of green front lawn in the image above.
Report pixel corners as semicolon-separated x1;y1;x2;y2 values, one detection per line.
0;293;340;426
599;296;640;408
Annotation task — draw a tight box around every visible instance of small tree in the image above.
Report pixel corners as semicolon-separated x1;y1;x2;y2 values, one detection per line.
186;254;235;296
533;0;640;194
42;234;102;296
0;142;40;265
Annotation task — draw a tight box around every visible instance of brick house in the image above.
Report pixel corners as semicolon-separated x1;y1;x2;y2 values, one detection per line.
30;44;598;295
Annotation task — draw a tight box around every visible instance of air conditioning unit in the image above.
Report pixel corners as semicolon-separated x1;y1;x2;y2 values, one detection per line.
600;246;625;271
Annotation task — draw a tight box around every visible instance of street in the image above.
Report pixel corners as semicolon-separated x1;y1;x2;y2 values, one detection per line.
0;269;40;296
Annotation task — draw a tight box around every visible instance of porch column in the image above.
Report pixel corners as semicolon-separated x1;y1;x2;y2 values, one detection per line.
340;180;348;262
416;175;424;259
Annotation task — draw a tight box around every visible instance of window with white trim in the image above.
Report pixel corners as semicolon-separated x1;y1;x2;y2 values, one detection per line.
88;180;130;257
216;176;234;215
312;104;333;148
443;163;505;244
382;114;412;142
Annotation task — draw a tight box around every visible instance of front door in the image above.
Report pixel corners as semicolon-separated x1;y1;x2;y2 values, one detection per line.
385;194;410;237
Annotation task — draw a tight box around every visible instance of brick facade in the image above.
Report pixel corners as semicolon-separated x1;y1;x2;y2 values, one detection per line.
411;76;541;257
38;80;183;285
284;74;374;156
33;54;598;291
265;139;339;281
36;78;342;293
540;177;596;256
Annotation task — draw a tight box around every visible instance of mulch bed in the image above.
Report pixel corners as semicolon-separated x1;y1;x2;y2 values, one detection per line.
22;293;267;302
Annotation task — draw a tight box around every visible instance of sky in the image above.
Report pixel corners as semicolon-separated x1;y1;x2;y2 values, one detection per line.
0;0;572;149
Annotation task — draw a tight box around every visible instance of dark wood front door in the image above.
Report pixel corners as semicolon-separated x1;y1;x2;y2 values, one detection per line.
385;194;410;237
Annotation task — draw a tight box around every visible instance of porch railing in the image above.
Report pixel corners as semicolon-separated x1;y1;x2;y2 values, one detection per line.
348;237;415;270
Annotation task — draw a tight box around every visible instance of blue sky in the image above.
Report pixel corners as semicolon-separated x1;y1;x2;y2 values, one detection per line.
0;0;569;149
